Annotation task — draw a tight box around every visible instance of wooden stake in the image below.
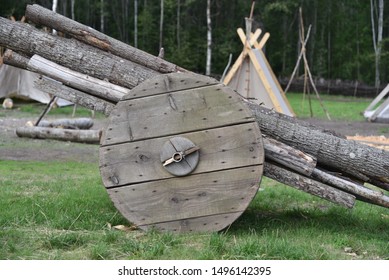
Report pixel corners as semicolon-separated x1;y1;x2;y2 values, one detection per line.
35;96;57;126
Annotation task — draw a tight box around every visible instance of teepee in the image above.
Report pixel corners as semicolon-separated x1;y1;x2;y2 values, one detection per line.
222;27;295;117
364;84;389;123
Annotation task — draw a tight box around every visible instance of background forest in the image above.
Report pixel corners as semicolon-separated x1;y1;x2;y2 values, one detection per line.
0;0;388;89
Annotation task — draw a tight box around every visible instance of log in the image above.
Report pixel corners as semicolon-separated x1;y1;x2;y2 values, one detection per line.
25;4;186;74
28;55;129;102
16;126;101;144
38;118;94;130
3;49;30;69
247;102;389;184
311;168;389;208
263;136;317;176
0;17;159;89
34;77;115;116
264;162;356;208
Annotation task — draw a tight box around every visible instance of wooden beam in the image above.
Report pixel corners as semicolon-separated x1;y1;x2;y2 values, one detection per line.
28;55;129;102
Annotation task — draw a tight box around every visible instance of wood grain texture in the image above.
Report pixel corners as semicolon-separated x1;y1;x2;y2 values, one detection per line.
100;123;263;187
142;212;244;232
102;83;254;146
107;167;261;229
99;73;264;232
121;72;218;100
28;55;129;102
16;126;100;144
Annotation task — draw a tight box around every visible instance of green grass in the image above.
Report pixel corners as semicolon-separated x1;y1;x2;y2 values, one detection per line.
287;93;373;121
1;160;388;260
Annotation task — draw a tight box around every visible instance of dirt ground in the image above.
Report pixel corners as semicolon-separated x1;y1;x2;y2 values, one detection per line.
0;110;388;163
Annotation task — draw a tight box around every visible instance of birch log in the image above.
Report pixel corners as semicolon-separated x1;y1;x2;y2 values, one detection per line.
3;49;30;69
16;126;101;144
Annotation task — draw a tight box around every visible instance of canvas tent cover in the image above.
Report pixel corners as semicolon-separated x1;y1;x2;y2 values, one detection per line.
0;64;71;106
223;28;295;117
363;84;389;123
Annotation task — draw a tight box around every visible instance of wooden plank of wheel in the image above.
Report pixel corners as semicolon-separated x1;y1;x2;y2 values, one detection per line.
99;73;264;232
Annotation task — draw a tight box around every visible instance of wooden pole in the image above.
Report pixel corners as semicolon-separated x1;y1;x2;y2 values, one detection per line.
27;55;129;102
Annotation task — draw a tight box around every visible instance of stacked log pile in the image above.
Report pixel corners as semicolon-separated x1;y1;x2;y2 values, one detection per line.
1;4;388;210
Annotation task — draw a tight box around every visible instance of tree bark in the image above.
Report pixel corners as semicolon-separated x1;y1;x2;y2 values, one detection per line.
38;118;94;130
3;49;30;69
247;102;389;184
16;126;101;144
264;162;356;208
263;136;317;176
0;17;159;89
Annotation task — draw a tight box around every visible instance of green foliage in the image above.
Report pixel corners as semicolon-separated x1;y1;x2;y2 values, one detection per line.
0;1;388;84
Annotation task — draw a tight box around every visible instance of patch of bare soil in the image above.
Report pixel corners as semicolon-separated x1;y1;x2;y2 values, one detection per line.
303;118;389;150
303;118;389;138
346;135;389;151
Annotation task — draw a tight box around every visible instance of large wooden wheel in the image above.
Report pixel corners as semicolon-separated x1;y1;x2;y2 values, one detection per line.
99;73;264;232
